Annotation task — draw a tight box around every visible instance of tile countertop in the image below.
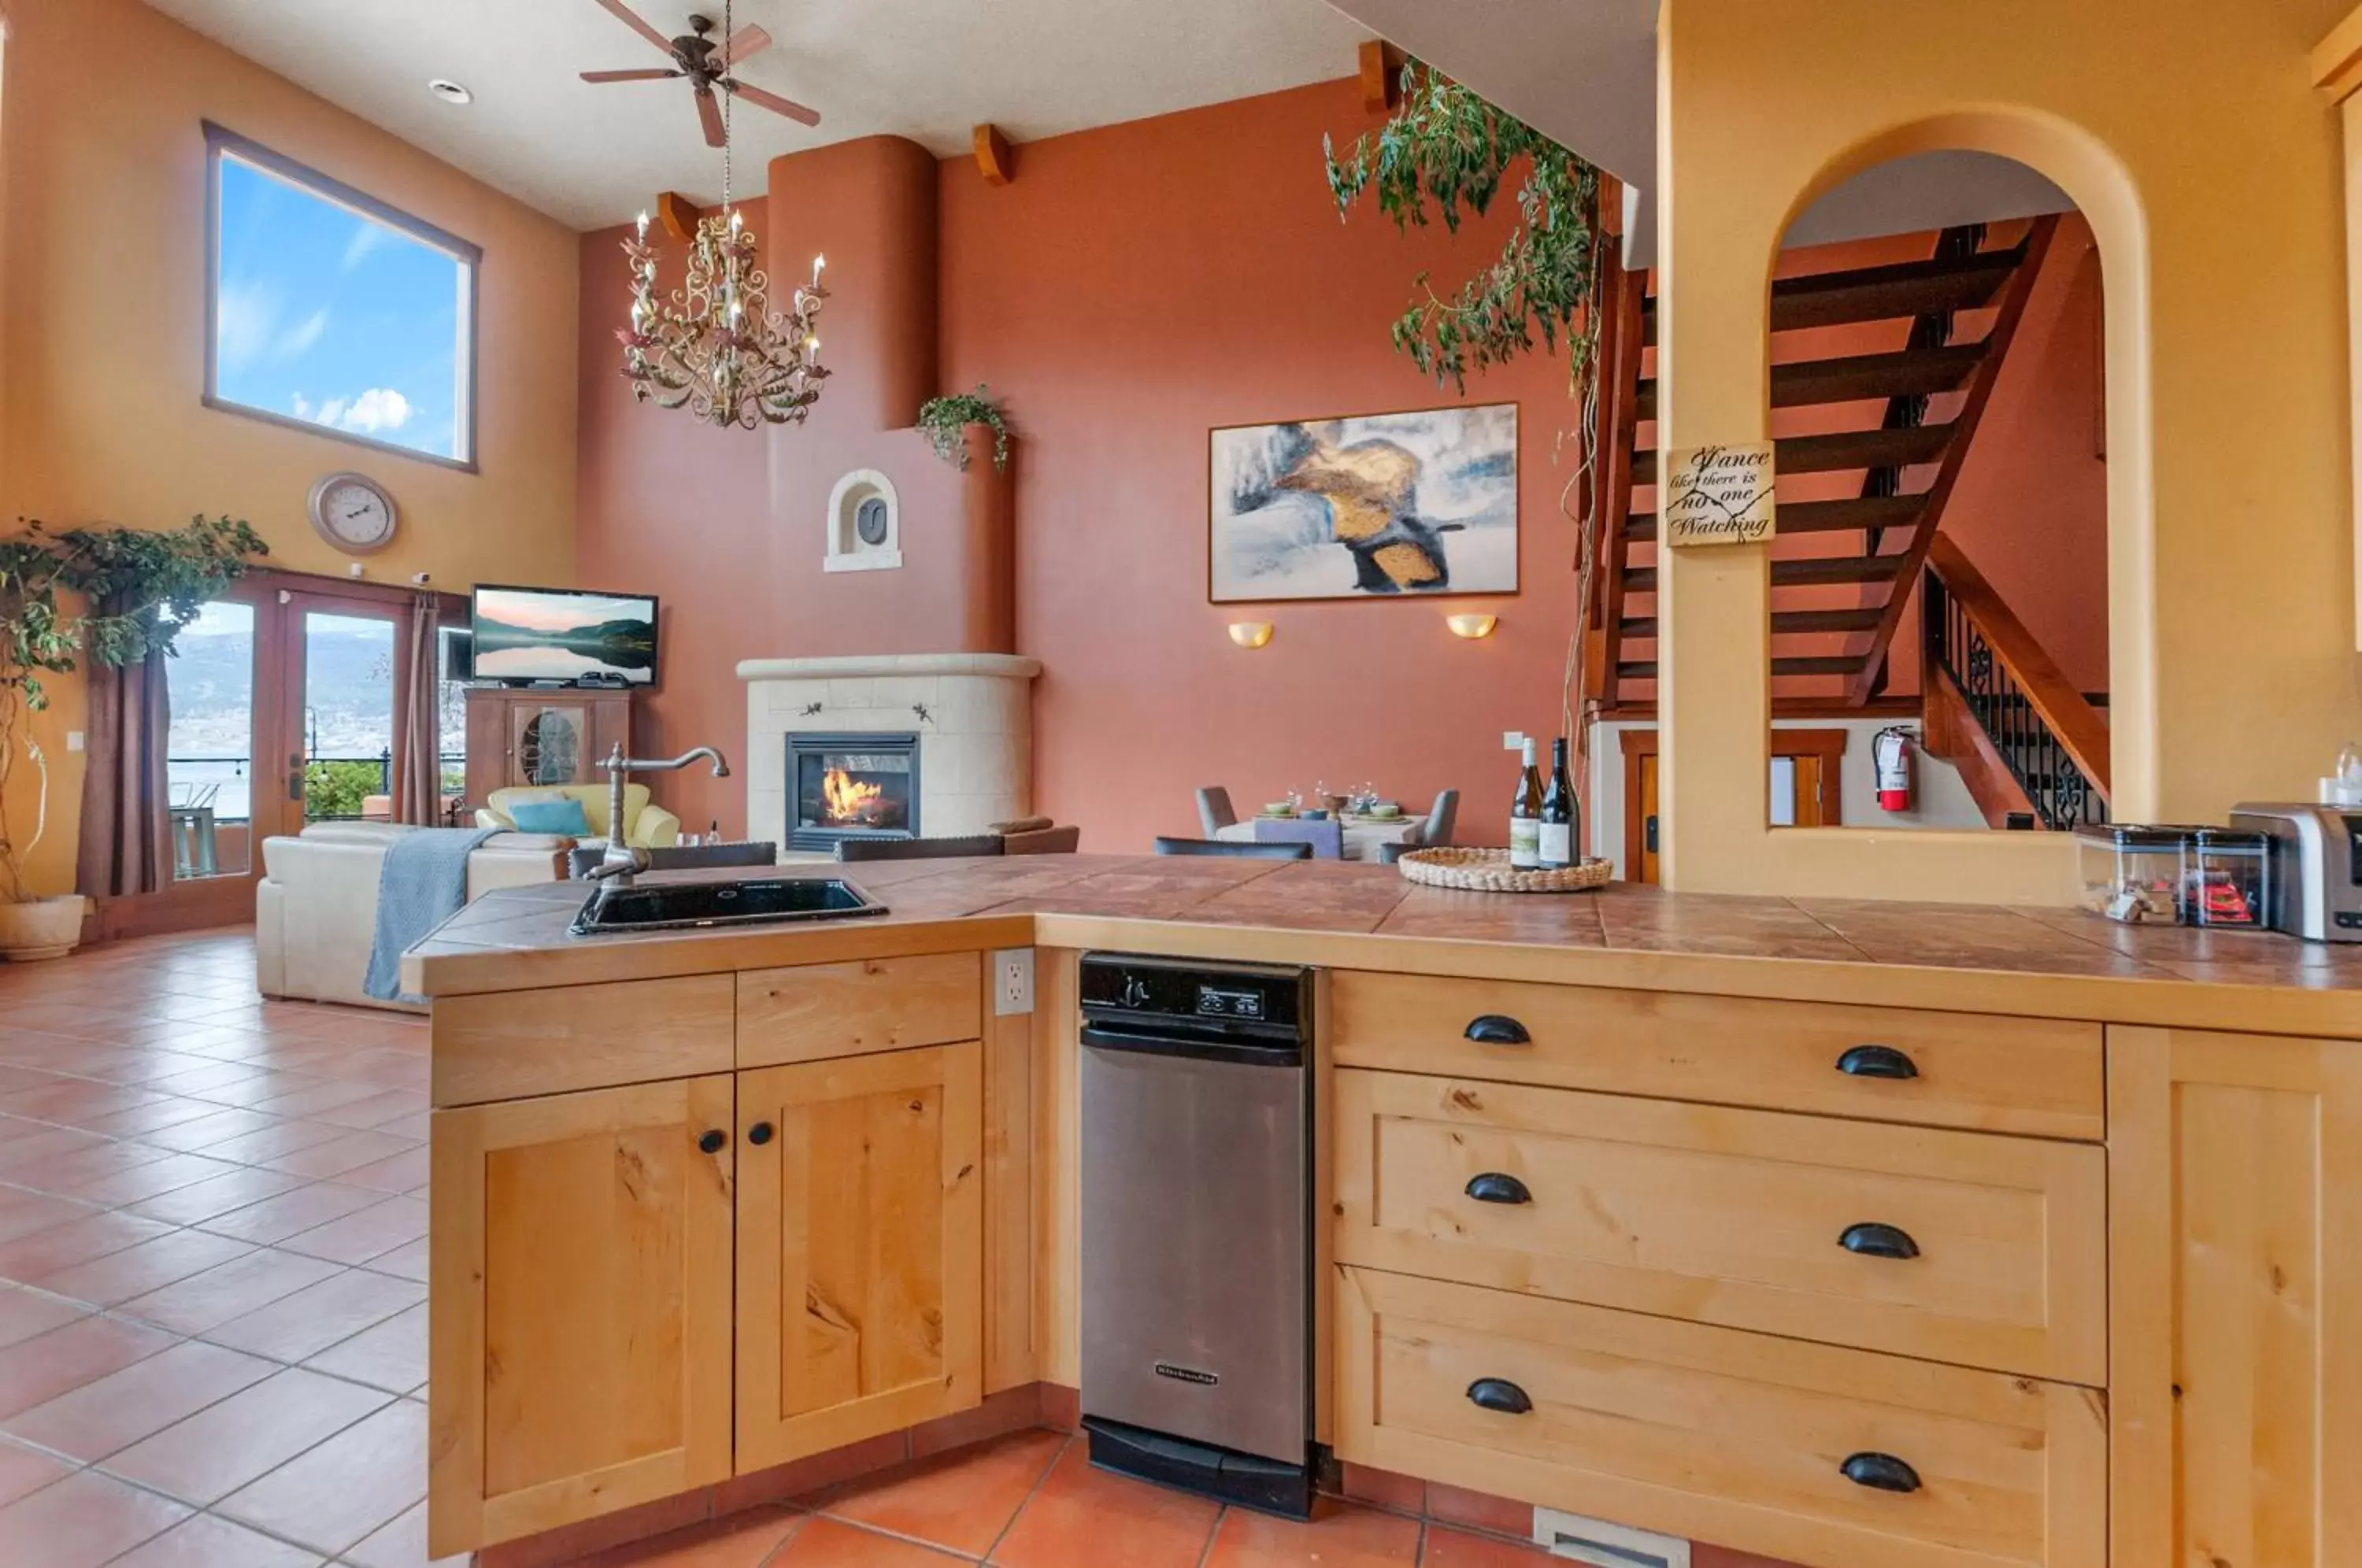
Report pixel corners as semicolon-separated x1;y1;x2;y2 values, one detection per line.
401;854;2362;1037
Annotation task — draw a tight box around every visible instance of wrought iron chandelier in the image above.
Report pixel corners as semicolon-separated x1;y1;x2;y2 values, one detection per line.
616;0;829;429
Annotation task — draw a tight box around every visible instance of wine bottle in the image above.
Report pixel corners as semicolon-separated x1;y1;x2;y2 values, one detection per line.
1509;738;1543;869
1538;738;1575;870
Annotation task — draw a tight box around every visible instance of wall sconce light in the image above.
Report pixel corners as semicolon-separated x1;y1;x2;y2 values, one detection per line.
1445;613;1498;639
1227;622;1275;649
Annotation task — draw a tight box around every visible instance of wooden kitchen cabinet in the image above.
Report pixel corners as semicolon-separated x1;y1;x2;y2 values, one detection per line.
734;1043;984;1471
428;1076;737;1557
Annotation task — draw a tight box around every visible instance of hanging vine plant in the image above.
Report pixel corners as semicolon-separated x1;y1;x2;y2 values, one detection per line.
916;385;1013;474
1326;59;1614;758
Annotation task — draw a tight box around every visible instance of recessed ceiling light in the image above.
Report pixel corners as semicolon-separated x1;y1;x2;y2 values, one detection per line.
428;79;473;105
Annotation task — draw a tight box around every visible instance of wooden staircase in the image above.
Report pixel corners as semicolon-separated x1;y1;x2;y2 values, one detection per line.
1594;216;2061;713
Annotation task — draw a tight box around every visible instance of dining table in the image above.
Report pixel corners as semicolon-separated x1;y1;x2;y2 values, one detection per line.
1213;812;1425;862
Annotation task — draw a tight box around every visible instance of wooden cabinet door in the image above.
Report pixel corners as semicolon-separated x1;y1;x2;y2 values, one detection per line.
428;1077;736;1557
735;1044;983;1472
2111;1027;2362;1567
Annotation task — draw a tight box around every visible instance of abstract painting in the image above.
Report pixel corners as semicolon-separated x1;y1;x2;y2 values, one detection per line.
1209;403;1518;603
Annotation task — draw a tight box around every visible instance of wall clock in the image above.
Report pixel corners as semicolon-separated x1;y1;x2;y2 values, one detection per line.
306;471;399;555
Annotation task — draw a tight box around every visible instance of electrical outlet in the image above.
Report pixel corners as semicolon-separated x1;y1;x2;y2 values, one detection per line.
1503;730;1527;751
65;731;84;753
1533;1509;1687;1568
992;949;1035;1016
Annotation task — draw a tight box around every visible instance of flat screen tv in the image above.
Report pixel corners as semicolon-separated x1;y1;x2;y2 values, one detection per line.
471;584;660;687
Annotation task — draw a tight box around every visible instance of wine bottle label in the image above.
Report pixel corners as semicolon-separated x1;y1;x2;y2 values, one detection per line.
1538;823;1572;867
1509;820;1541;868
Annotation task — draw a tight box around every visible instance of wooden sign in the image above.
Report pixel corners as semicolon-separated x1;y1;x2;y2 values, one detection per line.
1663;443;1776;546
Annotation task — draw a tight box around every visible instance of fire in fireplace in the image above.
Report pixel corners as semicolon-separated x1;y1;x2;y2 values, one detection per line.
787;732;920;850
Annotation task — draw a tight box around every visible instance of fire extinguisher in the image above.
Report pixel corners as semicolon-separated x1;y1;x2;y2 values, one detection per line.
1873;726;1916;813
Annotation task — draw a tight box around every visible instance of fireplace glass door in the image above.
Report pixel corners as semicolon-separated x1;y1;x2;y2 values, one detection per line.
790;733;920;848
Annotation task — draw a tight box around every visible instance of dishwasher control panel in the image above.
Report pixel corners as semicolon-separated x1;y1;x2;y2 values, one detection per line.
1079;953;1309;1041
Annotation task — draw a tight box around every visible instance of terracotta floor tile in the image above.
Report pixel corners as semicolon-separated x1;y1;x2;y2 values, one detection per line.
1417;1526;1554;1566
345;1500;468;1568
280;1193;428;1265
215;1396;428;1554
0;1280;89;1347
810;1428;1063;1555
1204;1500;1422;1567
102;1366;392;1503
195;1179;385;1244
203;1264;421;1361
362;1233;431;1283
1423;1483;1532;1540
0;1138;171;1196
177;1071;313;1109
0;1433;78;1507
561;1509;804;1567
335;1144;435;1193
772;1516;972;1566
0;1125;109;1170
131;1108;282;1154
0;1310;178;1418
30;1227;255;1307
109;1510;328;1567
0;1078;164;1124
0;1186;106;1244
376;1110;433;1141
309;1088;430;1130
250;1080;391;1121
59;1150;248;1207
74;1094;227;1139
301;1300;425;1392
0;1207;177;1283
0;1466;193;1566
197;1119;352;1166
2;1337;277;1460
124;1166;309;1227
117;1246;344;1334
258;1127;420;1179
988;1440;1220;1568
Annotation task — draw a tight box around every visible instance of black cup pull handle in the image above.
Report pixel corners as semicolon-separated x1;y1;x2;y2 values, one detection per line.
1835;1044;1920;1081
1839;1222;1922;1260
747;1122;775;1146
1840;1452;1923;1494
697;1130;727;1156
1466;1378;1534;1416
1464;1172;1533;1206
1464;1015;1532;1047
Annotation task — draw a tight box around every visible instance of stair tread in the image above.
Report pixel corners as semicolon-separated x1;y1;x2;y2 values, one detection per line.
1618;654;1869;679
1623;554;1906;593
1638;246;2023;346
1625;494;1925;542
1637;343;1984;421
1633;424;1954;486
1620;607;1886;640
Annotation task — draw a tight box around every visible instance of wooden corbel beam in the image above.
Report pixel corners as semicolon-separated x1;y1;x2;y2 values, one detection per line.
655;190;700;241
973;124;1016;187
1359;39;1407;113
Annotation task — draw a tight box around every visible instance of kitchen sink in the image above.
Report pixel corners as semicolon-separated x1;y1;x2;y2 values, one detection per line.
571;875;890;936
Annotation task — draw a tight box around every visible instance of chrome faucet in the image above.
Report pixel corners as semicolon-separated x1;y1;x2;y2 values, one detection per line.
595;743;731;884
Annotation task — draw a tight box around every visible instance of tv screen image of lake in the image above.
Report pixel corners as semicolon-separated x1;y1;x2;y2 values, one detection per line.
473;590;657;684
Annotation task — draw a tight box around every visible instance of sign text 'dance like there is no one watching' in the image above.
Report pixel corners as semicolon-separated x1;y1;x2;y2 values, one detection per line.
1664;443;1776;546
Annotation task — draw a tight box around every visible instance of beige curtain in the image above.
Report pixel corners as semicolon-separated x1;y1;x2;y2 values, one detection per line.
76;599;173;899
394;593;442;825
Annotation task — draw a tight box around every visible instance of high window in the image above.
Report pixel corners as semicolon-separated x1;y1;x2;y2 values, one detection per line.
205;123;479;468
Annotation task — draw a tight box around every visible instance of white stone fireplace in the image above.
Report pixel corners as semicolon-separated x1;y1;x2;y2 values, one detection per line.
739;654;1042;849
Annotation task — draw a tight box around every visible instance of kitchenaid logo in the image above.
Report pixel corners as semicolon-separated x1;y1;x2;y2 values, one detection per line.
1153;1362;1220;1387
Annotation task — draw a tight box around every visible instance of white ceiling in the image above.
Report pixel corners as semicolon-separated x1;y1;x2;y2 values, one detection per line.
141;0;1372;229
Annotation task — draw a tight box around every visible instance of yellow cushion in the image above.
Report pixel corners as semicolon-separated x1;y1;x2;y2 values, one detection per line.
485;783;648;841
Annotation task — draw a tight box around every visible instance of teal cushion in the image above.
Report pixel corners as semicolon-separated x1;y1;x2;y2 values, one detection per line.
508;797;593;836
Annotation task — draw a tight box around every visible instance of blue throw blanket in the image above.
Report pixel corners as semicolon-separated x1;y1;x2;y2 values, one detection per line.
364;827;499;1003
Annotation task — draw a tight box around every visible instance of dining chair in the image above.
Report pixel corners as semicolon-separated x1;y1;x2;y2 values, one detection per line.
1375;841;1412;865
569;841;779;878
1002;824;1082;855
836;834;1005;862
1153;836;1312;860
1422;789;1461;848
1253;818;1344;859
1195;787;1239;836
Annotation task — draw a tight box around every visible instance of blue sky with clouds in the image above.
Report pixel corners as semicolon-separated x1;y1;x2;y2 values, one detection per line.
213;154;467;460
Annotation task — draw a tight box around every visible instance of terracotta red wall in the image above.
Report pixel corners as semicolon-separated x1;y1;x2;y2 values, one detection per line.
941;80;1582;849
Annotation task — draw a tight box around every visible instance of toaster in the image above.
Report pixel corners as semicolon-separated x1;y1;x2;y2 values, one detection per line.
2228;803;2362;941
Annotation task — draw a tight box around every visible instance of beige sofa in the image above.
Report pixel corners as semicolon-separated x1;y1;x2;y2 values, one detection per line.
256;823;573;1011
474;783;680;849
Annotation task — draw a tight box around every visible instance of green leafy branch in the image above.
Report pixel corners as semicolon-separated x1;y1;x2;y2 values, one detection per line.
917;386;1013;474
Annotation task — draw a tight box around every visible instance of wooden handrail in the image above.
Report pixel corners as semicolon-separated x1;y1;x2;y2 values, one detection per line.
1844;215;2060;704
1592;226;1647;708
1923;531;2111;801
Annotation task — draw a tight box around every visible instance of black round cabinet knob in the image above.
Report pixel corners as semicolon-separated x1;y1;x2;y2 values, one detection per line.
697;1130;727;1156
748;1122;775;1146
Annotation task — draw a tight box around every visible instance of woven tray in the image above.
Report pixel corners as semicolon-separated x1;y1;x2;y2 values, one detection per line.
1396;846;1612;893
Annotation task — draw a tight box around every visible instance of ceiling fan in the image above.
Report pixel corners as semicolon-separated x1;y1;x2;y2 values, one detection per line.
581;0;820;147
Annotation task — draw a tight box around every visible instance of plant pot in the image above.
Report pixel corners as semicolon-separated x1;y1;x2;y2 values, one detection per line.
0;894;90;962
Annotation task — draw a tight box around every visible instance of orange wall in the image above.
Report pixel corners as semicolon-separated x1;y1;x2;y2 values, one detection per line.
581;80;1585;849
942;80;1579;850
0;0;581;895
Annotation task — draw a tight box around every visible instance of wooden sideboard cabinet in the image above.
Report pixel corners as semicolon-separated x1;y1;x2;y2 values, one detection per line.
461;687;631;802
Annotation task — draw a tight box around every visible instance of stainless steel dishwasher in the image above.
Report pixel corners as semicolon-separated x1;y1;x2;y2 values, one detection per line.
1077;952;1315;1518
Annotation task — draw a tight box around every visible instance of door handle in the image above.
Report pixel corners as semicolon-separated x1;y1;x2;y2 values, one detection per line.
1838;1222;1921;1260
1645;814;1659;853
1464;1015;1531;1046
1839;1452;1922;1494
1835;1044;1919;1080
1464;1172;1532;1205
1465;1378;1533;1415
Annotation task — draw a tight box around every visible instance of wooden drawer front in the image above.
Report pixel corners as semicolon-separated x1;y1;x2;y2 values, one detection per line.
1335;1071;2106;1384
434;976;735;1108
1337;1268;2107;1568
1329;971;2104;1139
738;952;982;1068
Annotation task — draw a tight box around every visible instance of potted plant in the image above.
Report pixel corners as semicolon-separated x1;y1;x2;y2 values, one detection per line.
916;385;1013;474
0;516;268;960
